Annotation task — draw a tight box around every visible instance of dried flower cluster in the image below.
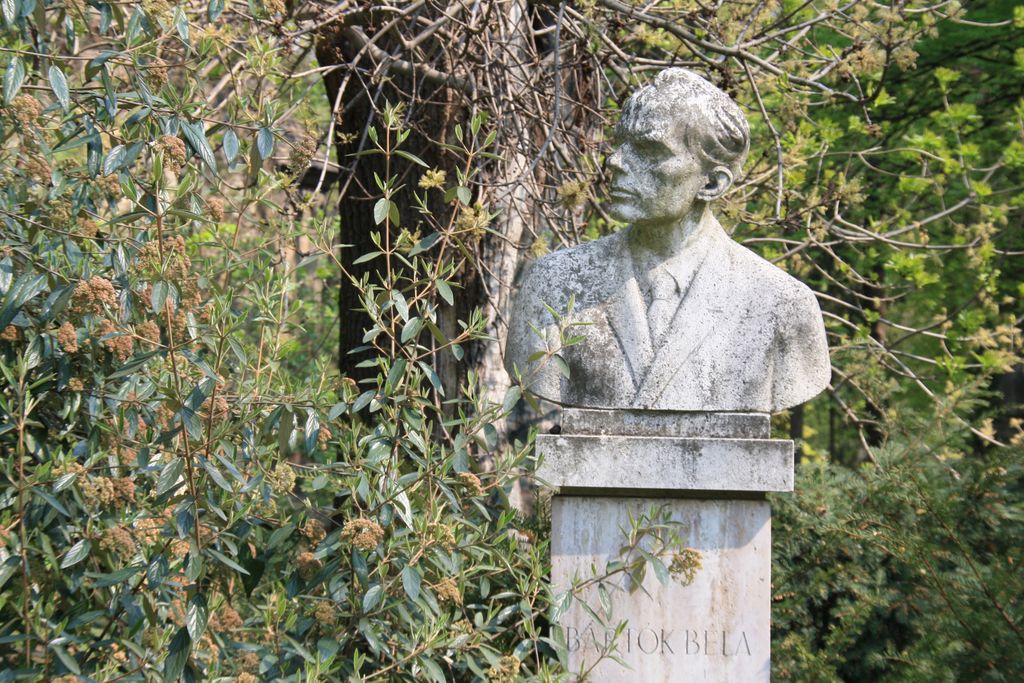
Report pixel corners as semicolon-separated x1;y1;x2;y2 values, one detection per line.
427;522;457;552
313;601;338;626
23;153;51;182
457;471;484;497
266;463;297;493
289;135;318;171
433;577;462;605
200;394;231;422
70;276;118;315
56;321;79;353
418;168;446;190
486;655;522;683
454;204;490;236
80;475;135;508
9;94;43;127
207;196;225;222
301;518;327;546
556;179;589;209
97;319;134;363
669;547;703;587
341;517;384;551
155;134;187;173
317;425;332;449
135;512;170;546
136;319;161;347
209;603;244;631
76;217;99;239
296;551;323;580
99;525;136;556
144;56;168;88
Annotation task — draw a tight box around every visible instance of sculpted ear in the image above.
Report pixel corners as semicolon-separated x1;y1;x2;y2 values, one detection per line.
697;166;733;201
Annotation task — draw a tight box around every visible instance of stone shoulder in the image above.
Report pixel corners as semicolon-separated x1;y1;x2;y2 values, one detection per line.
725;237;818;312
518;232;626;306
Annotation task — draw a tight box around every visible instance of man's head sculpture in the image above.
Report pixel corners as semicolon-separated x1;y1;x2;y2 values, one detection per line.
607;70;750;228
505;68;831;414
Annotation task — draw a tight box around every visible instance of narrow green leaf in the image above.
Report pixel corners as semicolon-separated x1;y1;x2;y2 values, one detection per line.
550;591;572;623
482;423;498;450
206;547;250;575
436;280;454;306
256;127;274;159
384;358;406;393
362;584;383;613
49;65;70;110
181;121;216;171
651;555;670;586
393;291;409;322
103;144;126;176
553;353;570;379
186;594;208;641
199;457;232;492
163;627;191;683
0;273;48;330
222;127;239;162
208;0;225;21
407;232;441;257
351;391;374;413
328;402;347;420
267;524;295;550
394;149;428;167
3;56;24;103
353;251;381;264
373;198;389;225
60;539;91;568
174;7;189;44
598;583;612;618
32;489;70;516
502;385;521;413
156;458;185;496
304;410;320;454
402;565;421;601
87;566;143;588
419;656;447;683
400;317;422;343
50;644;81;675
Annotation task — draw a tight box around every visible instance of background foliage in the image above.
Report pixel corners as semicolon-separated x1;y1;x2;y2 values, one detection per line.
0;0;1022;681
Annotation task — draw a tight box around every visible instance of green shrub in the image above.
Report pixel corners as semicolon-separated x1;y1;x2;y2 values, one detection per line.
0;7;557;680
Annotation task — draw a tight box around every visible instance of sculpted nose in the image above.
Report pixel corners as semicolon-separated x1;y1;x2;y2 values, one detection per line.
607;147;625;174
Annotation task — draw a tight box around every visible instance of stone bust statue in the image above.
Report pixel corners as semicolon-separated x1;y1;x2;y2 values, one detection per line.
504;69;830;413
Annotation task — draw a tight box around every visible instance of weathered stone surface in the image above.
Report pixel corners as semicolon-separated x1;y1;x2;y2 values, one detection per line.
561;408;769;438
553;497;771;681
536;433;793;494
504;68;830;413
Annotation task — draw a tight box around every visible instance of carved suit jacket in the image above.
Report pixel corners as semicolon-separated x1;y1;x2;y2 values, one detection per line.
504;221;830;412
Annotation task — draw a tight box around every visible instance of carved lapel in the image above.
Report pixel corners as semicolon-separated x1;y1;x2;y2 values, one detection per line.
603;277;654;389
632;232;741;407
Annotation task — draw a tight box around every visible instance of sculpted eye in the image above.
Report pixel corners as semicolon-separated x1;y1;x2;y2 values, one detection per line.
637;139;669;158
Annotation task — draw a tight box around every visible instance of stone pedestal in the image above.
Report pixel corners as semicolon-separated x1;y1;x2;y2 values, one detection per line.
538;410;793;682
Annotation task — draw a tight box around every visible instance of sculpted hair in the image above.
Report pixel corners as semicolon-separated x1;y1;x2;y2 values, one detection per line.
620;68;750;180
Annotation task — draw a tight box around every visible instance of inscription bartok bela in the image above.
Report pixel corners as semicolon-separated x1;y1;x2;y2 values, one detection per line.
566;624;752;657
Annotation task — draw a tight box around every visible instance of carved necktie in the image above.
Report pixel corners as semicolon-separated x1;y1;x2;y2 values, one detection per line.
646;265;680;345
